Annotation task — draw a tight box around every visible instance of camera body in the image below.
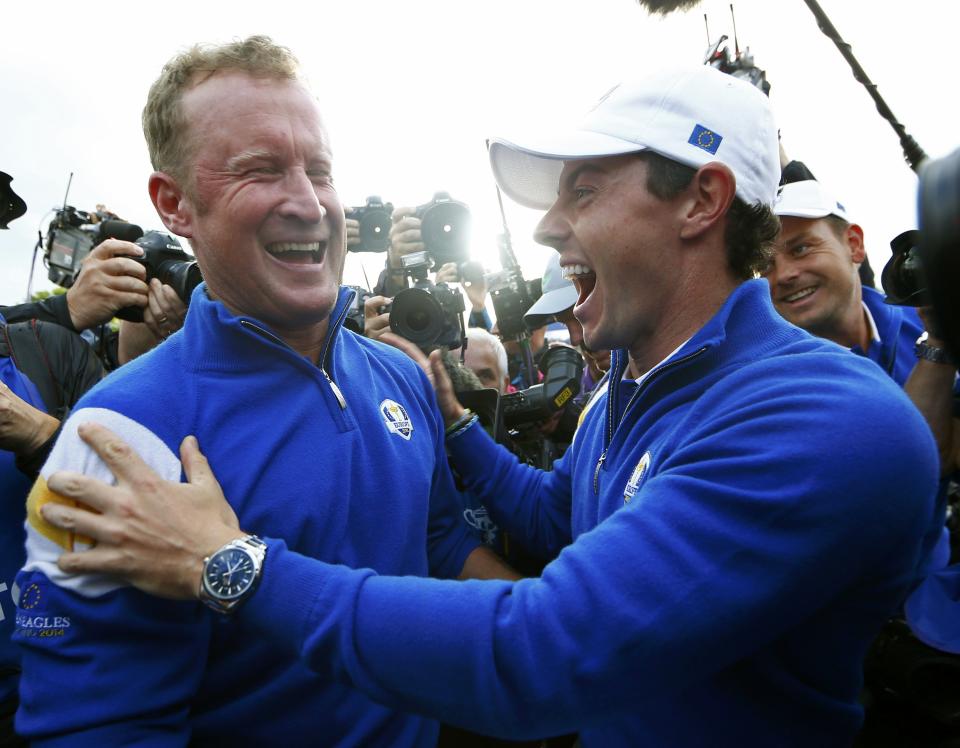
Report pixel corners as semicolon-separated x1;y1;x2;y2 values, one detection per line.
917;148;960;357
346;196;393;253
498;344;583;429
45;207;142;287
389;251;465;350
115;231;203;322
459;344;584;470
343;285;374;335
880;230;926;306
413;191;471;269
490;275;542;341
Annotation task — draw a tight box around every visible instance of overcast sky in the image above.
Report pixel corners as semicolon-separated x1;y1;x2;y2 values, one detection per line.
1;0;957;306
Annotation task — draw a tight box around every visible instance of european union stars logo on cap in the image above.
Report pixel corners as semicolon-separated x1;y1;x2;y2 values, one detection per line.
688;124;722;155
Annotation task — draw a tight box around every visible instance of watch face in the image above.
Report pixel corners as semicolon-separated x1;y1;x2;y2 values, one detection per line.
204;547;257;601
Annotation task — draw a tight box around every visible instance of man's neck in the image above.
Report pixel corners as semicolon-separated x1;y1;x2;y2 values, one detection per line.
627;269;737;375
821;298;871;353
274;319;331;364
205;286;333;363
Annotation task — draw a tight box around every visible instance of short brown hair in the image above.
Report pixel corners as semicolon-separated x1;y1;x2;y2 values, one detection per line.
823;214;851;240
142;35;301;189
636;151;781;279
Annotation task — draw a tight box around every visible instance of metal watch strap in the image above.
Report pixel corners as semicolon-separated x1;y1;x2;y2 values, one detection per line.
199;535;267;614
915;332;957;366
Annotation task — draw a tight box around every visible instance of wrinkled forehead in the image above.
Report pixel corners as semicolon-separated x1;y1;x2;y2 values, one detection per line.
181;71;330;150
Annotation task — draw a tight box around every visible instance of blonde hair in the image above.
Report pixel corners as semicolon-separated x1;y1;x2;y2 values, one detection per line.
142;35;300;188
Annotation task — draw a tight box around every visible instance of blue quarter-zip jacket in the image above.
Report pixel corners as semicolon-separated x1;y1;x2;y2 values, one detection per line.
14;285;478;746
857;285;924;385
0;313;46;705
228;280;939;746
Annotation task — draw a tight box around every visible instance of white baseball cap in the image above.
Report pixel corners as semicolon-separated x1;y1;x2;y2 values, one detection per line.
489;66;780;211
524;252;578;323
773;179;852;222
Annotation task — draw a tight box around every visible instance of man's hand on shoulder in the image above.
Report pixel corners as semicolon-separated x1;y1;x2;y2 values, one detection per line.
39;422;242;600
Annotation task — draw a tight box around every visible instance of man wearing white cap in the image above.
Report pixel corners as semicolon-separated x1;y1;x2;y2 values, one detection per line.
523;252;610;403
768;179;958;731
37;66;940;746
767;179;925;384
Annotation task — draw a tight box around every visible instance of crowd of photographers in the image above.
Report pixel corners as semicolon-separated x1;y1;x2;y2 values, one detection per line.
0;32;958;746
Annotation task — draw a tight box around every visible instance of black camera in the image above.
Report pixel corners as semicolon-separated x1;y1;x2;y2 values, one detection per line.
498;344;583;429
389;251;465;350
342;285;374;335
917;148;960;359
881;230;926;306
459;343;584;470
346;196;393;253
115;231;203;322
490;275;542;341
414;192;472;269
483;233;542;341
44;207;143;287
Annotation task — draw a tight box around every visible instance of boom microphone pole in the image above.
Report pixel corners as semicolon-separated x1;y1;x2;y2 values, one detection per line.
801;0;927;172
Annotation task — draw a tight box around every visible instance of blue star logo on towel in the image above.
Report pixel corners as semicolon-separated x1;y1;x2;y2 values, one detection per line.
688;124;722;155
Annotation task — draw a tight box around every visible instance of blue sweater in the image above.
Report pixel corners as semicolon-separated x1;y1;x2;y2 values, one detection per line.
230;280;939;746
14;286;478;746
857;285;924;385
0;317;45;705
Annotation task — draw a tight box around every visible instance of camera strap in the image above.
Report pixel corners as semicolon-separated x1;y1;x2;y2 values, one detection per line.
0;320;66;418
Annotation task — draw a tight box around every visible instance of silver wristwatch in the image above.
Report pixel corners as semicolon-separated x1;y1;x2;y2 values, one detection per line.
915;332;956;366
198;535;267;614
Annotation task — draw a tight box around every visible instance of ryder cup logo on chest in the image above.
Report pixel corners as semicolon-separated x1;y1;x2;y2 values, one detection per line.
380;399;413;440
623;451;652;504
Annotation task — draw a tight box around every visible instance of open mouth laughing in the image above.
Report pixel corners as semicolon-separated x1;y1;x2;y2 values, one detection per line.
265;241;326;265
562;263;597;307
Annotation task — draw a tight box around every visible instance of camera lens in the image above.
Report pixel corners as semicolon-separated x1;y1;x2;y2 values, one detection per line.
390;288;445;346
359;208;391;252
419;200;471;267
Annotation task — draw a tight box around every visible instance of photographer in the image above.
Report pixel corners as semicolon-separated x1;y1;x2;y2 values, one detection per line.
2;239;148;333
456;327;510;394
436;260;492;331
116;277;188;365
3;238;188;368
372;206;425;298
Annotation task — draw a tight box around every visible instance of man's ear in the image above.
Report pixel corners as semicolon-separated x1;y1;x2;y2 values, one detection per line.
846;223;866;265
148;172;195;239
678;162;736;241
